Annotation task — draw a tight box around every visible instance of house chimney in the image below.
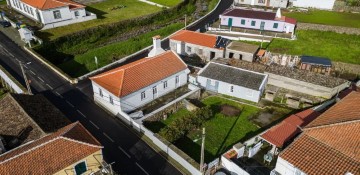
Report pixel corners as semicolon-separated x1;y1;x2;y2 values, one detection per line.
276;8;282;18
148;35;165;57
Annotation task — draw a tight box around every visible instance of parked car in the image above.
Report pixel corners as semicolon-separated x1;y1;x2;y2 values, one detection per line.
0;20;11;28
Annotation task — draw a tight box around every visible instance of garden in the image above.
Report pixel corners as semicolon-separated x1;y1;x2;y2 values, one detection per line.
144;96;293;163
149;0;183;7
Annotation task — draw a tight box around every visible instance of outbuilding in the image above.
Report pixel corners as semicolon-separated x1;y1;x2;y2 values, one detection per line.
226;41;259;62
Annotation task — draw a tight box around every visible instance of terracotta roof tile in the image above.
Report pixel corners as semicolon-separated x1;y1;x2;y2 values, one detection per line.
0;122;102;174
90;51;188;97
306;91;360;128
21;0;84;10
170;30;220;49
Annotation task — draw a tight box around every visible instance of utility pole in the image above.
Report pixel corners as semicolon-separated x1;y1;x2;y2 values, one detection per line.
19;61;32;95
184;14;187;30
200;127;206;173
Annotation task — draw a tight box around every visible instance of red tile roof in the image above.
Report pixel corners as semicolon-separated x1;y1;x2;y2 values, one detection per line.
306;91;360;128
284;17;297;25
170;30;220;49
21;0;84;10
90;51;188;97
0;122;102;174
261;109;320;148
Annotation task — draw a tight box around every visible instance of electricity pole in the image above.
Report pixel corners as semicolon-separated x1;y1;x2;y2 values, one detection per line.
200;127;206;173
184;14;187;30
19;61;32;95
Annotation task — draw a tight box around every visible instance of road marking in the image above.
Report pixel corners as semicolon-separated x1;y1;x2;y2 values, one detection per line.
66;101;74;108
118;146;131;158
30;70;36;75
8;52;14;57
55;91;63;98
103;132;114;142
46;84;53;90
77;110;87;118
38;77;44;82
136;162;149;175
90;120;100;129
23;65;28;69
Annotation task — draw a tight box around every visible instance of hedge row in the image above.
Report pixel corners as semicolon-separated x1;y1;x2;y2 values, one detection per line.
159;106;213;143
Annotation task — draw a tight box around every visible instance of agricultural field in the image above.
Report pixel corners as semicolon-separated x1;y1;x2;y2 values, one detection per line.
149;0;182;7
284;10;360;28
38;0;162;40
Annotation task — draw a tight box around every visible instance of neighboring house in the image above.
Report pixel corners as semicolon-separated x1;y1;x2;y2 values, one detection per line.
169;30;228;62
220;8;297;34
90;42;190;114
273;91;360;175
6;0;97;29
299;55;332;75
234;0;288;8
0;93;106;175
289;0;336;10
226;41;259;62
197;62;268;102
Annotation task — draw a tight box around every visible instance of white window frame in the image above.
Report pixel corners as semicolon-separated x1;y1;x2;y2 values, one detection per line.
163;81;168;89
175;75;179;86
53;10;62;19
187;46;191;53
109;96;113;105
73;160;88;175
153;86;157;95
99;88;103;97
75;11;79;17
230;85;234;93
141;91;146;100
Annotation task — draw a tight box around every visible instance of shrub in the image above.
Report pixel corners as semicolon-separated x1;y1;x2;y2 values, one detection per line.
159;106;212;142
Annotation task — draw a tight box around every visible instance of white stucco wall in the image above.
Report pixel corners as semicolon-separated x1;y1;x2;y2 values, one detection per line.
235;0;288;8
8;0;40;21
92;81;122;115
225;48;255;62
40;7;73;24
274;157;307;175
220;15;295;33
291;0;336;10
169;40;224;61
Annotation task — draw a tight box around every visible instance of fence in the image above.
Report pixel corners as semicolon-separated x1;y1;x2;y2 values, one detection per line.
0;65;26;94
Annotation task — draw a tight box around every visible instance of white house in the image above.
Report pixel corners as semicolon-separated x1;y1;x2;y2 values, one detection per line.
6;0;97;29
220;8;297;34
290;0;336;10
197;62;268;103
234;0;289;8
90;38;190;114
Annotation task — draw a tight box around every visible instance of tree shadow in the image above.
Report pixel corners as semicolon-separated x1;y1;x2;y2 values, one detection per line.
215;114;241;156
174;135;215;163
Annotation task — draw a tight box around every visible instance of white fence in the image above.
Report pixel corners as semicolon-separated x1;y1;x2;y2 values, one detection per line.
221;156;250;175
0;67;25;94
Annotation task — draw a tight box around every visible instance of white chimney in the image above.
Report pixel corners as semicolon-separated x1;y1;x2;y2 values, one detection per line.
276;8;282;18
148;35;165;57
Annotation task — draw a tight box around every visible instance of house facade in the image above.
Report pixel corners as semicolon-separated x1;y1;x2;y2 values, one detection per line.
90;49;189;114
234;0;288;8
220;8;297;34
7;0;96;29
290;0;336;10
169;30;227;62
197;62;268;103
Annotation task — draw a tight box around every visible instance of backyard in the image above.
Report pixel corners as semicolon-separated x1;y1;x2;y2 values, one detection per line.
284;10;360;28
144;96;292;163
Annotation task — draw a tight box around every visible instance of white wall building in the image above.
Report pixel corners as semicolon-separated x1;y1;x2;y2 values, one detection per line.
234;0;289;8
197;62;268;103
290;0;336;10
90;42;190;114
6;0;96;29
220;8;297;34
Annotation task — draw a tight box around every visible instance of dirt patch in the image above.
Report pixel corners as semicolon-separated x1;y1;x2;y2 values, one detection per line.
220;104;241;116
252;112;273;126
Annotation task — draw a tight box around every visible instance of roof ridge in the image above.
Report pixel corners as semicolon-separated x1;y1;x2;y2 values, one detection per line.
305;118;360;130
60;137;103;149
60;122;79;136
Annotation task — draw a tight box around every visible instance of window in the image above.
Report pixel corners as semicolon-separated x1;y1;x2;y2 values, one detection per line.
241;19;245;25
175;75;179;85
30;8;34;15
74;161;87;175
273;23;278;29
141;91;146;100
187;46;191;53
163;81;168;89
153;87;157;95
53;10;61;19
258;0;265;3
109;96;113;104
198;49;203;55
75;11;79;17
230;86;234;92
99;88;103;97
251;21;256;26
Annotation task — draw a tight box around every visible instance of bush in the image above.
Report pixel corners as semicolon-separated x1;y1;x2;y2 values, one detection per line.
159;106;213;142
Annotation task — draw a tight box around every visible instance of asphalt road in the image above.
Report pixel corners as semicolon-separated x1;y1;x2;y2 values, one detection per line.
0;0;233;174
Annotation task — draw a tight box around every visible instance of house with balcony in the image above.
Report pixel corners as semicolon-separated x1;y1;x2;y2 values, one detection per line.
90;36;190;114
234;0;289;8
6;0;97;29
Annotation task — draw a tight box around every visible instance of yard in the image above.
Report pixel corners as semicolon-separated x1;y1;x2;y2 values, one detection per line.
284;10;360;28
144;96;292;163
149;0;182;7
37;0;162;40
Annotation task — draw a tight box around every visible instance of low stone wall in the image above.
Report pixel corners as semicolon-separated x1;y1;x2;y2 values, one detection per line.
144;101;184;122
333;1;360;12
297;22;360;35
332;61;360;75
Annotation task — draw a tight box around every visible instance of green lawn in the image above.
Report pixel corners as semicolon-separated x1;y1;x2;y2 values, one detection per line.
284;10;360;28
38;0;161;40
0;0;6;5
58;22;184;77
149;0;182;7
267;30;360;64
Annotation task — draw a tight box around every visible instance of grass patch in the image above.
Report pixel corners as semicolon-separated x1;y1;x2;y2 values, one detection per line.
267;30;360;64
38;0;161;40
206;0;219;12
149;0;182;7
284;10;360;28
58;22;184;77
0;0;6;5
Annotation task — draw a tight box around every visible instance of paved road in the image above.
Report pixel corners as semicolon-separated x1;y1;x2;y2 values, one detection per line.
0;0;234;174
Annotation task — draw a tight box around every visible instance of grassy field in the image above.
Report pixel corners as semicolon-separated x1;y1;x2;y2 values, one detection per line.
38;0;161;40
0;0;6;5
149;0;182;7
284;10;360;28
267;30;360;64
58;22;183;77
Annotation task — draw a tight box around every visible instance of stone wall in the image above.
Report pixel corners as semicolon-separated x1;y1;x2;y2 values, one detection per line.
297;22;360;35
332;61;360;75
143;101;184;122
333;1;360;12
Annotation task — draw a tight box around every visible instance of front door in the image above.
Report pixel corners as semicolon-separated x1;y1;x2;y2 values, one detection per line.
228;18;233;27
176;43;182;54
260;21;265;31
